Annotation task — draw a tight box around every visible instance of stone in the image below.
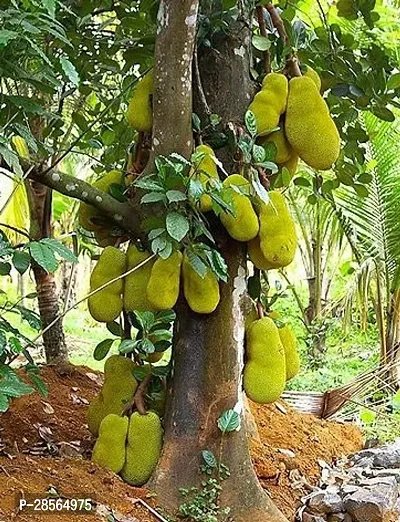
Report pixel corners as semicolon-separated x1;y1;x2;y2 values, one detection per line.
303;513;327;522
352;440;400;469
358;476;398;489
327;514;352;522
344;483;398;522
308;490;344;514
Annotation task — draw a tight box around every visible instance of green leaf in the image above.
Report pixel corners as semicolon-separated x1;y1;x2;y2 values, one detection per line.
149;329;172;343
252;144;266;164
60;57;79;86
186;250;207;278
387;73;400;90
141;192;166;204
0;262;11;276
8;337;23;353
39;238;78;263
245;111;257;138
372;106;395;122
29;242;58;273
17;306;41;330
154;309;176;325
42;0;56;16
0;30;19;47
166;212;189;242
218;409;241;433
166;190;187;203
12;251;30;275
158;241;173;259
360;408;376;424
26;365;48;397
248;275;261;300
119;339;140;354
93;339;114;361
252;35;271;51
0;393;9;412
192;113;201;131
0;377;34;398
353;184;369;198
139;338;155;354
202;450;217;468
106;321;123;337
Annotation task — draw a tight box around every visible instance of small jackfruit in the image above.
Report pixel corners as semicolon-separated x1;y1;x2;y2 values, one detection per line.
120;411;163;486
248;235;273;271
248;73;288;136
304;66;322;91
124;244;155;312
285;76;340;170
259;191;296;269
260;127;291;164
92;414;128;473
279;323;300;381
126;71;153;132
79;170;123;232
220;174;259;242
244;317;286;404
88;246;126;323
191;144;219;212
87;355;138;437
182;255;220;314
146;251;183;310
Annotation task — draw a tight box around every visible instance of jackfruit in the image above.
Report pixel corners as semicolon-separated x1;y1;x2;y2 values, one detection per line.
124;244;155;312
244;317;286;404
87;355;137;437
279;323;300;381
191;144;219;212
248;73;288;136
248;236;273;271
88;246;126;323
259;191;296;269
126;71;153;132
245;306;259;331
79;170;123;232
260;128;291;164
182;255;220;314
220;174;259;242
146;251;182;310
285;76;340;170
120;411;163;486
92;414;128;473
270;149;299;189
304;66;322;91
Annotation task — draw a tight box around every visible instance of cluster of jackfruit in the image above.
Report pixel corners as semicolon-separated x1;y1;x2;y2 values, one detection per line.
248;190;297;270
243;311;300;404
78;170;125;247
247;68;340;177
126;71;153;133
190;144;220;212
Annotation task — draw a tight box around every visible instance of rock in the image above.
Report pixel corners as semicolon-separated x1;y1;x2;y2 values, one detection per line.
367;468;400;484
358;476;398;489
352;440;400;469
327;514;352;522
344;483;398;522
308;489;344;514
303;513;327;522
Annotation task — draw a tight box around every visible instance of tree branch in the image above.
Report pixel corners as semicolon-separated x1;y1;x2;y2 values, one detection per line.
256;6;271;74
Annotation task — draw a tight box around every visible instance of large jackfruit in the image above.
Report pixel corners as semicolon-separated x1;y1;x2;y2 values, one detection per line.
120;411;163;486
259;191;296;269
88;246;127;323
79;170;123;232
245;306;259;331
87;355;137;437
220;174;259;242
182;255;220;314
248;73;288;136
304;65;322;91
92;414;128;473
248;235;273;271
146;251;183;310
285;76;340;170
124;244;155;312
279;323;300;381
260;127;291;164
126;71;153;132
244;317;286;404
191;144;219;212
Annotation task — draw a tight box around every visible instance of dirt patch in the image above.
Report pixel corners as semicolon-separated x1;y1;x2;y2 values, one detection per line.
0;366;363;521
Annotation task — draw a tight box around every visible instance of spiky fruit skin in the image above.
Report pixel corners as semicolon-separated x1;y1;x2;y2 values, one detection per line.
247;235;273;270
92;414;128;473
285;76;340;170
279;323;300;381
191;144;219;212
245;306;259;332
146;251;183;310
126;71;153;132
248;73;288;136
78;170;123;232
182;255;220;314
220;174;259;242
244;317;286;404
260;128;291;164
87;355;137;437
88;246;126;323
120;411;163;486
259;191;297;269
304;66;322;91
124;245;155;312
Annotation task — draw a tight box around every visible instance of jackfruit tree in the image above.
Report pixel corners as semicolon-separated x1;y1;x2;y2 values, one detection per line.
1;1;399;521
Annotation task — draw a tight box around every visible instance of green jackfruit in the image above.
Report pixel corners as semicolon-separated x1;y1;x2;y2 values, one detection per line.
124;244;155;312
245;306;259;331
260;128;291;164
259;191;296;269
120;411;163;486
126;71;153;132
285;76;340;170
244;317;286;404
182;255;220;314
304;66;322;91
87;355;137;437
248;235;273;270
220;174;259;242
248;73;288;136
191;144;219;212
279;323;300;381
146;251;183;310
88;246;126;323
79;170;123;232
92;414;128;473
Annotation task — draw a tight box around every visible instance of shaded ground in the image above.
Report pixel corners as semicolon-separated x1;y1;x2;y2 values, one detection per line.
0;365;363;521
